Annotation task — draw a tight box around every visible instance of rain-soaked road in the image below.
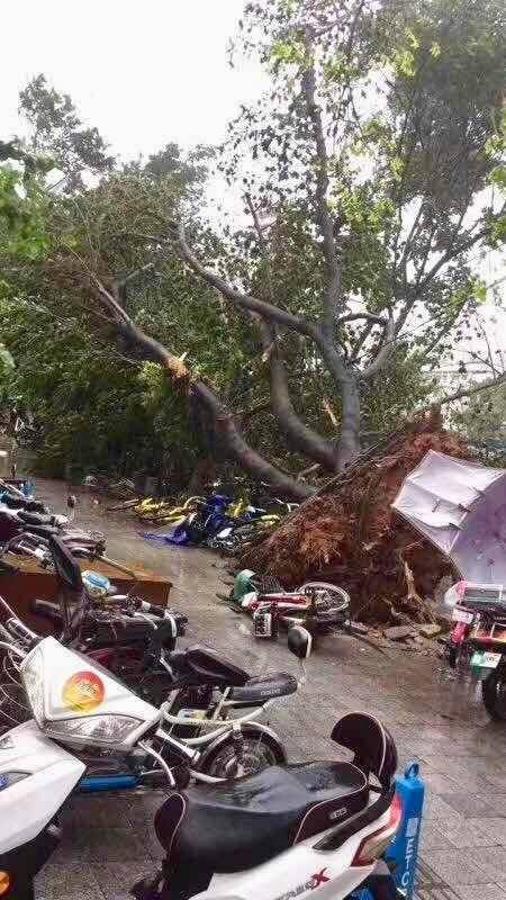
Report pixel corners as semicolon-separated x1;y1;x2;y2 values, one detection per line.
31;479;506;900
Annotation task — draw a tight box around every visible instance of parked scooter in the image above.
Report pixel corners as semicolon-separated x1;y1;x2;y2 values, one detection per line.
443;581;506;720
0;543;296;783
0;505;106;557
233;570;353;639
0;626;402;900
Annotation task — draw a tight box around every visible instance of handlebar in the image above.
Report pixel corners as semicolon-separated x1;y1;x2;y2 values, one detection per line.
32;599;63;625
138;600;165;618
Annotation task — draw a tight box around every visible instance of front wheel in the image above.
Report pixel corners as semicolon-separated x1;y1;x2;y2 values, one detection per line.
482;660;506;720
199;726;286;779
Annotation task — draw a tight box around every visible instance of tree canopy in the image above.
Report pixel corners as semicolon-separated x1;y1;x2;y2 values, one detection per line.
1;0;504;495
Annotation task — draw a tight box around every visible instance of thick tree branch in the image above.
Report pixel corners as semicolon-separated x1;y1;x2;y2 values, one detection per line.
423;372;506;411
171;222;317;340
257;318;340;470
336;312;388;327
360;311;396;380
90;274;314;499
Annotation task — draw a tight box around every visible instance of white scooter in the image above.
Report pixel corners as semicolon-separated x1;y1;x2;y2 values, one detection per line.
0;626;402;899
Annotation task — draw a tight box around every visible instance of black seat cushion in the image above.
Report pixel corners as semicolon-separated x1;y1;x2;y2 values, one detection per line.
24;523;59;538
17;510;54;526
155;761;368;874
229;673;298;704
185;646;250;687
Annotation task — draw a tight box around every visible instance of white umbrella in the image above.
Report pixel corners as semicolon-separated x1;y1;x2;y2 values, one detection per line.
392;450;506;584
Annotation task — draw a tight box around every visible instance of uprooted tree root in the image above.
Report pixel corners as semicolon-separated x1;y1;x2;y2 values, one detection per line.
243;419;469;623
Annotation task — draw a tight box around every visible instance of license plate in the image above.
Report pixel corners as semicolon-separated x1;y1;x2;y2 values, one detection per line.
471;651;502;669
452;607;474;624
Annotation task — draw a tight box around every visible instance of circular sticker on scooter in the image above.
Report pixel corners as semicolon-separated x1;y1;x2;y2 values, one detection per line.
62;671;105;712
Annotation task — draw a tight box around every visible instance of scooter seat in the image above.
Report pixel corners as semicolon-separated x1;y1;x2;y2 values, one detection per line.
155;760;369;874
24;523;59;538
229;672;298;704
17;510;54;527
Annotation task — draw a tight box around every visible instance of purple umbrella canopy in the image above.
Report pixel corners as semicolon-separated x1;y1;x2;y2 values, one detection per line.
392;450;506;584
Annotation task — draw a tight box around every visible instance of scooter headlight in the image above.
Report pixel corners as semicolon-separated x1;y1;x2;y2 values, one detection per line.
44;714;142;746
21;647;44;726
0;773;28;791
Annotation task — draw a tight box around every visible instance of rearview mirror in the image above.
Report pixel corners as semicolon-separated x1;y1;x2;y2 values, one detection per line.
287;625;312;660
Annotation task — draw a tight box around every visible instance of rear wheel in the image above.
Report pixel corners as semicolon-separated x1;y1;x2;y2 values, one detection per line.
200;727;285;779
482;660;506;720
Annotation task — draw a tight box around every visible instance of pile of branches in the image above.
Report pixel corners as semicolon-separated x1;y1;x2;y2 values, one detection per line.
244;416;472;623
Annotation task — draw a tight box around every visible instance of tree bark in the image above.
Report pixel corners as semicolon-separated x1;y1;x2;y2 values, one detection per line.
258;318;340;471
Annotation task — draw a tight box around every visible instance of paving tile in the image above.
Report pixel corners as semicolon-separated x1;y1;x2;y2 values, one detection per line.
94;862;157;900
482;795;506;818
467;847;506;882
427;849;494;887
478;818;506;844
425;794;465;827
77;827;151;863
443;817;502;850
424;772;464;794
28;478;506;899
35;863;104;900
420;824;454;850
439;791;497;819
126;790;168;825
415;858;464;899
454;886;506;900
63;794;134;828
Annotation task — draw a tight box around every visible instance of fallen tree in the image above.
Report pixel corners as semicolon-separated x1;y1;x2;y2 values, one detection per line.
243;414;472;622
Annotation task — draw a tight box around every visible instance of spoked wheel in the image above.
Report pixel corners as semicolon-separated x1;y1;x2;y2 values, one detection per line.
200;727;285;779
482;660;506;720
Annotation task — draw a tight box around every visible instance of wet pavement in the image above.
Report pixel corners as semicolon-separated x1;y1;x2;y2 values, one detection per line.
28;479;506;899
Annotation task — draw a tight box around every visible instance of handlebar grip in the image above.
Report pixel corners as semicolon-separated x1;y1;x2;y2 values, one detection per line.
32;599;63;624
139;600;165;618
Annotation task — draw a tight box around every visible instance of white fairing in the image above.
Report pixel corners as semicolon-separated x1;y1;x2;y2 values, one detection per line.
193;805;392;899
0;720;85;853
20;636;160;748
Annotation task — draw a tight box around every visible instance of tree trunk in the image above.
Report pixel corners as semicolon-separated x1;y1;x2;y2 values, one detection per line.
258;320;340;471
336;374;361;469
317;340;361;469
194;381;314;499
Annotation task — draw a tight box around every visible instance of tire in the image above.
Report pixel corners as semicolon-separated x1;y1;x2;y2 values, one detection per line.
482;661;506;720
199;726;286;779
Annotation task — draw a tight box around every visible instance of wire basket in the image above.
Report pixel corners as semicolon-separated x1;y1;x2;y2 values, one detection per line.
1;647;23;685
0;680;30;734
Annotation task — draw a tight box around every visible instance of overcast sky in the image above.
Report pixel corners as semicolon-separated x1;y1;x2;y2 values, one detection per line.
1;0;257;161
2;0;504;360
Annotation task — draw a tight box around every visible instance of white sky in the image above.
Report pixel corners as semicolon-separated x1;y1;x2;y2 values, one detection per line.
1;0;256;161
